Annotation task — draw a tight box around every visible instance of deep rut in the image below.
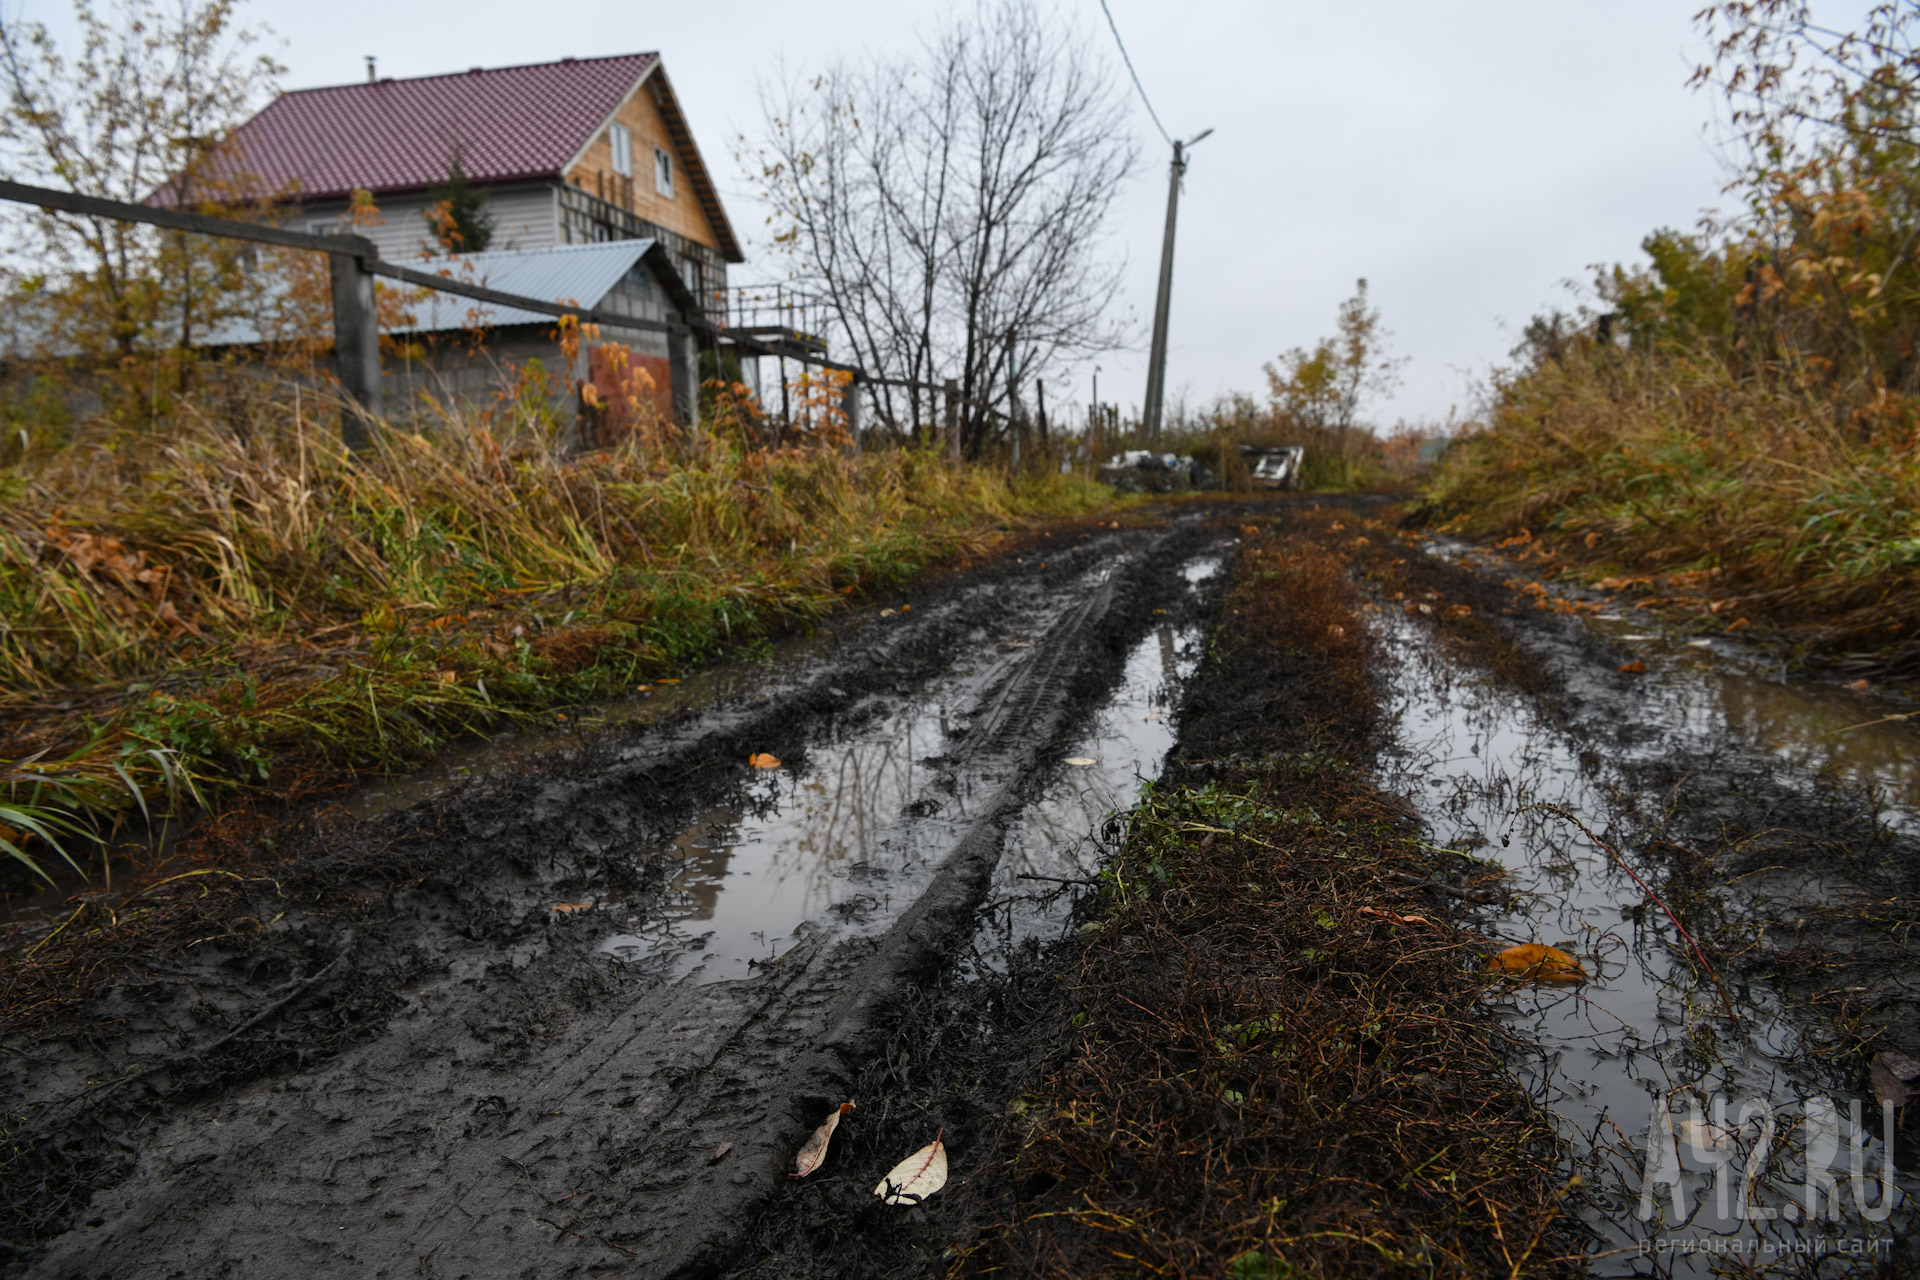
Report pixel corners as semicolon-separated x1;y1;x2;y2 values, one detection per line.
9;522;1218;1280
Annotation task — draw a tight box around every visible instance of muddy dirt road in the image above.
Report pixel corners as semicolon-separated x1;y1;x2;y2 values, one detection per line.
6;498;1920;1279
1;514;1234;1278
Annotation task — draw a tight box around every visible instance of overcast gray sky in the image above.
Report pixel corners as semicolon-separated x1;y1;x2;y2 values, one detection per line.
29;0;1762;427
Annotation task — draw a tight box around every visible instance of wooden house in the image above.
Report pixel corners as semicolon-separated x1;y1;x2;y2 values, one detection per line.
228;53;744;315
195;54;758;434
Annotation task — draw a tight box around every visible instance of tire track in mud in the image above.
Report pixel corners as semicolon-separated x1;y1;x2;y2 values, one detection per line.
7;519;1225;1279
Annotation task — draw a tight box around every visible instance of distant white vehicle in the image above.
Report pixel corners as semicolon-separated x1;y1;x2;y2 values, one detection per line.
1249;446;1305;490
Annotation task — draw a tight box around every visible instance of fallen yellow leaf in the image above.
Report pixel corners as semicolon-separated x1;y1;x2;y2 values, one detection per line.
749;752;782;769
550;900;594;914
1489;942;1586;984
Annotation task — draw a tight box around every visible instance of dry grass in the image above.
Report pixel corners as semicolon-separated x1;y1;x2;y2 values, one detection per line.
0;395;1118;863
1427;345;1920;660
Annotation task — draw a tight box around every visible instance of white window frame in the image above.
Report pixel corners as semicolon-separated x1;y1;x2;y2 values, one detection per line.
654;145;675;198
609;122;633;178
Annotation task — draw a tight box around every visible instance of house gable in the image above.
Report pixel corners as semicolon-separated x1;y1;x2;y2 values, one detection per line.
563;64;742;263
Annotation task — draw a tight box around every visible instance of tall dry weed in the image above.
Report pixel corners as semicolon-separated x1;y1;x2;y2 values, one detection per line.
0;394;1113;844
1430;344;1920;651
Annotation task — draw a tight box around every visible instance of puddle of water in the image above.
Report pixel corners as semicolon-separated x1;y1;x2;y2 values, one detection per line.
596;554;1221;987
596;692;967;983
1635;660;1920;823
1379;613;1914;1275
970;617;1202;965
967;554;1222;965
1428;540;1920;821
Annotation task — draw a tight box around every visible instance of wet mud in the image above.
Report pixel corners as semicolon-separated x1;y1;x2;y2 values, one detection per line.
7;495;1917;1278
1353;522;1920;1277
0;510;1237;1278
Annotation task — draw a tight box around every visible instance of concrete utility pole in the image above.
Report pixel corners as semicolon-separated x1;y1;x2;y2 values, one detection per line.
1141;128;1211;443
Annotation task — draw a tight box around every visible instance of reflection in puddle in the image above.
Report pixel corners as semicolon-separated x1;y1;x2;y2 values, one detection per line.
597;554;1220;987
1380;613;1914;1275
1428;541;1920;822
1644;665;1920;823
973;556;1221;960
598;704;953;983
972;617;1202;966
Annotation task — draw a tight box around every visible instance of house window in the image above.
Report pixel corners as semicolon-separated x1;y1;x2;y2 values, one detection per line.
609;122;633;177
654;146;675;198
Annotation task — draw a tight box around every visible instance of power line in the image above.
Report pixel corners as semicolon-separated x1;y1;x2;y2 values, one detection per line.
1096;0;1172;147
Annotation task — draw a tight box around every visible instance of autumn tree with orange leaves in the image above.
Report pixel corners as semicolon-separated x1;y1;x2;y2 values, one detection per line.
1592;1;1920;436
0;0;283;420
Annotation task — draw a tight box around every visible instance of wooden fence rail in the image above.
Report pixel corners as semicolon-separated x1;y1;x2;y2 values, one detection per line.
0;178;862;446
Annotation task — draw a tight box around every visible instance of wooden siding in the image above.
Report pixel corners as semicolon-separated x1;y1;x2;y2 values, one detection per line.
565;75;720;252
300;185;560;262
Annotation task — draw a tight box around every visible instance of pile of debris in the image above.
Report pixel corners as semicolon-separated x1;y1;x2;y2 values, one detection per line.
1096;446;1305;493
1097;451;1210;493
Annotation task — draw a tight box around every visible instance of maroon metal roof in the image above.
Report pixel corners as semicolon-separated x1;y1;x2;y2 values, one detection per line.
229;53;658;202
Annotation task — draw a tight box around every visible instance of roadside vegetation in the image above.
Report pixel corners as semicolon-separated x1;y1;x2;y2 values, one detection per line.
1429;1;1920;667
0;403;1113;884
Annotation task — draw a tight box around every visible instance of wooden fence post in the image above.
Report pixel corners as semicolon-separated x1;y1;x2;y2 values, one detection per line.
668;327;699;435
945;379;960;462
328;238;382;450
843;373;862;452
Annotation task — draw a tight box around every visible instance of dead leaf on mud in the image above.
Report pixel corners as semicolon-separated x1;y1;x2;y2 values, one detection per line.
1442;604;1471;621
1871;1051;1920;1109
1847;679;1872;692
1359;906;1430;926
1489;942;1587;985
793;1101;855;1178
749;753;781;770
549;901;595;914
1618;661;1647;674
874;1130;948;1205
712;1142;732;1162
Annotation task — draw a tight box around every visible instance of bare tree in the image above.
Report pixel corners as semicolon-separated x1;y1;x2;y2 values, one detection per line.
749;0;1135;451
